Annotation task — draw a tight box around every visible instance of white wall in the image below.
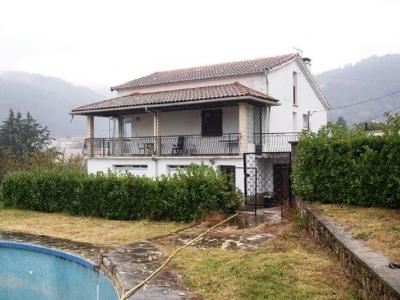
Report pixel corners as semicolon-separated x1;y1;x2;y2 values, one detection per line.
267;61;327;132
87;157;245;192
118;106;239;137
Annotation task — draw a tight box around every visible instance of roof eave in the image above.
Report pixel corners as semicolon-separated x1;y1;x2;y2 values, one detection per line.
70;95;280;116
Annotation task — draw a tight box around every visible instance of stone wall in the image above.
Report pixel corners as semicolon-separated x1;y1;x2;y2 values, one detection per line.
296;198;400;300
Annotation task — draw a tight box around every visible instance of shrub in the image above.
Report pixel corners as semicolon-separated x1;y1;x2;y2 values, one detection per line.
292;123;400;209
0;164;240;221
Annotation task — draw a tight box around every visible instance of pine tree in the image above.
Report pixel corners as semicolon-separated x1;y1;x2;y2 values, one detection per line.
0;110;52;153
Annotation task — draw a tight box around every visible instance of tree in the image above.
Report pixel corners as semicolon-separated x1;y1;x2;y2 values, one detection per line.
384;112;400;135
335;116;348;128
355;121;386;131
0;110;52;153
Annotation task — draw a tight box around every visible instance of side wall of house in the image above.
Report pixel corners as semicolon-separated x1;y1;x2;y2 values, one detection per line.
267;61;328;132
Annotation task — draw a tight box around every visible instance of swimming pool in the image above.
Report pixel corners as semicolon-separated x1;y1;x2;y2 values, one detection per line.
0;242;119;300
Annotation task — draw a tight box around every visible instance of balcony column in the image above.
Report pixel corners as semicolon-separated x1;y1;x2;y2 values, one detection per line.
86;115;94;157
238;102;249;154
153;111;160;155
118;116;124;137
117;117;124;156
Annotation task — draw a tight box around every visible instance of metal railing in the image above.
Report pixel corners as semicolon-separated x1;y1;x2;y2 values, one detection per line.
83;136;157;157
250;132;299;152
83;133;241;157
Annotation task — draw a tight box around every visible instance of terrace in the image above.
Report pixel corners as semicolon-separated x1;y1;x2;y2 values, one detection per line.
82;132;299;157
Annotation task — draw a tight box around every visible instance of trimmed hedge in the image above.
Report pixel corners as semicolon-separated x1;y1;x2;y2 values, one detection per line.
292;125;400;208
0;164;240;221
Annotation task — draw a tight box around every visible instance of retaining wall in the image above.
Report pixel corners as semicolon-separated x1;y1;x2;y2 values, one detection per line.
296;198;400;300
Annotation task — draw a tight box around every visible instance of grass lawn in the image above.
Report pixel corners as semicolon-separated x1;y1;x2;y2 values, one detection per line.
0;208;190;246
316;203;400;261
166;221;357;300
0;207;357;299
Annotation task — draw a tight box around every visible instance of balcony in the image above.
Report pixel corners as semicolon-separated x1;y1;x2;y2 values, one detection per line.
83;132;300;158
83;133;241;157
251;132;299;152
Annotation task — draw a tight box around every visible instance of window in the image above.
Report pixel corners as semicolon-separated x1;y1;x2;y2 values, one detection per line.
293;71;298;105
110;118;118;138
292;112;297;132
201;109;222;136
303;113;309;130
123;117;133;137
168;165;188;176
113;164;147;176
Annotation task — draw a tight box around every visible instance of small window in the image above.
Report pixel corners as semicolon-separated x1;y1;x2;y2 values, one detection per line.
293;71;298;105
303;114;309;130
292;112;297;132
113;164;147;175
201;109;222;136
168;165;188;176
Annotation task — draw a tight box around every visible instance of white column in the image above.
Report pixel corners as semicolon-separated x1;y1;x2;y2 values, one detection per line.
86;115;94;157
238;102;249;154
153;111;160;155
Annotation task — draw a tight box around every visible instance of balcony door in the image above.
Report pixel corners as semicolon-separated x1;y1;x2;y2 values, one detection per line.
201;109;222;136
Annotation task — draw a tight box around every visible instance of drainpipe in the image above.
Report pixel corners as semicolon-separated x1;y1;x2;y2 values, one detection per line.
264;70;271;133
264;70;270;95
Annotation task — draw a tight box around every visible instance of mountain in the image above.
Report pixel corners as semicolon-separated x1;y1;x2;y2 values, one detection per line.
316;54;400;125
0;71;108;137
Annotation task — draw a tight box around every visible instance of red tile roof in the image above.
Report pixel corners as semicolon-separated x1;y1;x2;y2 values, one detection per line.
71;82;278;114
111;53;298;90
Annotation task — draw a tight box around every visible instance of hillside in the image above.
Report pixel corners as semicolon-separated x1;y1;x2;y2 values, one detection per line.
0;72;108;137
1;55;399;136
316;54;400;125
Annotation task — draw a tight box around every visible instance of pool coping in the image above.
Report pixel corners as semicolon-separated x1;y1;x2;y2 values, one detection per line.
0;241;121;297
0;241;95;269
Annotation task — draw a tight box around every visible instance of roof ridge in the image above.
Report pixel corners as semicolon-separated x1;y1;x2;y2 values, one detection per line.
111;53;299;90
150;53;298;75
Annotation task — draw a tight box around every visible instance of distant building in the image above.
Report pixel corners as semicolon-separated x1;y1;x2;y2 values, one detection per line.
51;137;84;157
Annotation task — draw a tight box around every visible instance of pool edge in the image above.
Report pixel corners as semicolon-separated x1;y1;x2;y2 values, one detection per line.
0;241;122;298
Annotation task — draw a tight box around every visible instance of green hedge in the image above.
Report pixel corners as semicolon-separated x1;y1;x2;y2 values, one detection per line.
0;164;240;221
292;125;400;208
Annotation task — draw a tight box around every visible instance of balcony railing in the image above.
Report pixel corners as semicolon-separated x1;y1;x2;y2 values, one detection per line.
83;133;241;157
250;132;299;152
83;132;299;157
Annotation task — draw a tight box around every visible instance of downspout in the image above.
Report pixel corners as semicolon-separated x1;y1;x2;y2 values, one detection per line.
264;70;271;133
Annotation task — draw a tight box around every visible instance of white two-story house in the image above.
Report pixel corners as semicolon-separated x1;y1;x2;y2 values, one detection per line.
71;53;328;206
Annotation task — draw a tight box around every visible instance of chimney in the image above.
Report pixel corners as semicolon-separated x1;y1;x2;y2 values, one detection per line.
302;57;312;71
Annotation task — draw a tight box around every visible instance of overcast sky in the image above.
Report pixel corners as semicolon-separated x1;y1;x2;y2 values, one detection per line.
1;0;399;89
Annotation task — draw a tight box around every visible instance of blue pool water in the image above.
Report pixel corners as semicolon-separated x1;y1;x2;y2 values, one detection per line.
0;242;119;300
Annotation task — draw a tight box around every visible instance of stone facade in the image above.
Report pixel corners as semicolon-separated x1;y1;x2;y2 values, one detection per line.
296;198;400;300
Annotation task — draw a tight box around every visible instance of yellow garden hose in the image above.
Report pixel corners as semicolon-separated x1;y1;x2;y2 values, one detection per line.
120;212;240;300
